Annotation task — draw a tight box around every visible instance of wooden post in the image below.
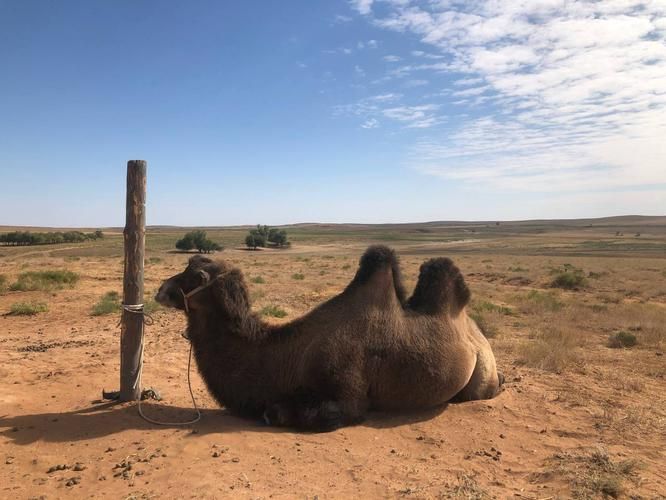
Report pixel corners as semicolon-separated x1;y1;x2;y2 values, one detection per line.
120;160;147;401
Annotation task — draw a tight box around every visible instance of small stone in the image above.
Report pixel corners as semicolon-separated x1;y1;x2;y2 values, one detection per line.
416;436;425;441
105;447;115;453
72;463;86;472
499;434;506;439
231;457;240;463
65;476;81;487
135;470;145;476
5;457;14;465
212;451;221;458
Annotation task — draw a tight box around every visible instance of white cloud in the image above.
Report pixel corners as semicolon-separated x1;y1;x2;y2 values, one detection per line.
355;0;666;192
383;104;442;128
404;79;429;87
383;55;402;62
361;118;380;128
333;14;353;23
351;0;374;15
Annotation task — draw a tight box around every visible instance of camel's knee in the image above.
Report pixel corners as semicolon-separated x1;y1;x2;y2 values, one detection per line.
408;257;470;315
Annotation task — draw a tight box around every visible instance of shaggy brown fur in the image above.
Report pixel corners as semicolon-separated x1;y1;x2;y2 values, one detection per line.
155;246;503;431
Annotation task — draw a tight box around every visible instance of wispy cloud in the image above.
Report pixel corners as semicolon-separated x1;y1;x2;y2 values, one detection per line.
350;0;374;15
355;0;666;191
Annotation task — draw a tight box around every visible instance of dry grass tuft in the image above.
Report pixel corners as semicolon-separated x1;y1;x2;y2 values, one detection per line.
547;447;639;498
440;473;490;499
517;323;580;372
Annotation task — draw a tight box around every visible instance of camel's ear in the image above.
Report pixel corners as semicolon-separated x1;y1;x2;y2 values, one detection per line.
198;269;210;285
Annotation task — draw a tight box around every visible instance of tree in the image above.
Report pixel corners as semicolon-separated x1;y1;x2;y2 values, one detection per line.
245;233;265;250
175;230;222;253
268;228;289;247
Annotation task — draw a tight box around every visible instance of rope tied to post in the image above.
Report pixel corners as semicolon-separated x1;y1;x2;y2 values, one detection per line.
119;302;201;426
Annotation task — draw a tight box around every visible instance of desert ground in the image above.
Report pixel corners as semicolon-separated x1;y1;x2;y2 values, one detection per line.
1;217;665;499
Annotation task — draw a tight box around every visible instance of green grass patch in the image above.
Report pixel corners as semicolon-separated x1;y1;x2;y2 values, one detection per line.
91;291;121;316
291;273;305;280
472;300;514;316
10;270;79;291
608;331;638;349
261;305;287;318
250;276;266;284
522;290;564;312
148;257;163;264
10;301;48;315
0;274;7;294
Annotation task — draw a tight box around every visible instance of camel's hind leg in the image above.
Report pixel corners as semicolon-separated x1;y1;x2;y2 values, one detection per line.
450;352;504;402
408;257;470;315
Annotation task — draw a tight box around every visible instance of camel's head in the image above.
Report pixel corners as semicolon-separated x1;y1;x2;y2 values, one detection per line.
155;255;251;320
155;255;229;311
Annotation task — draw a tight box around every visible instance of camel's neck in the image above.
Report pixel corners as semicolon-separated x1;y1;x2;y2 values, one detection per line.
184;307;274;416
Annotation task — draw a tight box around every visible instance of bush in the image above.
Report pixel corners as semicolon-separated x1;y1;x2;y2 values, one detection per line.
10;301;48;315
10;270;79;291
91;291;121;316
292;273;305;280
250;276;265;284
261;305;287;318
550;264;588;289
608;331;638;349
0;274;7;294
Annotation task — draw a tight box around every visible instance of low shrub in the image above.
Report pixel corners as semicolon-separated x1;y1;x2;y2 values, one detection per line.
91;291;121;316
250;276;266;284
10;270;79;291
550;265;588;289
261;305;287;318
10;301;48;315
608;331;638;349
292;273;305;280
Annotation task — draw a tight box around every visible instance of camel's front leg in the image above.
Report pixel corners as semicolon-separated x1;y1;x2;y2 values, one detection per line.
263;395;367;432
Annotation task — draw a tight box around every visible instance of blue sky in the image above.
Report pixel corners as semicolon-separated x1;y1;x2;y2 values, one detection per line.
1;0;664;227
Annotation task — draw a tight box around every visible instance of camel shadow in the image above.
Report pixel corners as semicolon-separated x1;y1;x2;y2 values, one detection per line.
0;401;449;445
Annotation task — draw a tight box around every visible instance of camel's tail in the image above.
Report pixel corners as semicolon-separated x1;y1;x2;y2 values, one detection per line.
408;257;470;315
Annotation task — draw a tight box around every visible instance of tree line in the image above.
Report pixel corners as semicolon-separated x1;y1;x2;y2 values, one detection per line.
0;230;104;246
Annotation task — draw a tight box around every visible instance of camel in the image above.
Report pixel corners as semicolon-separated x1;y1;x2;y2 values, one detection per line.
155;246;503;431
